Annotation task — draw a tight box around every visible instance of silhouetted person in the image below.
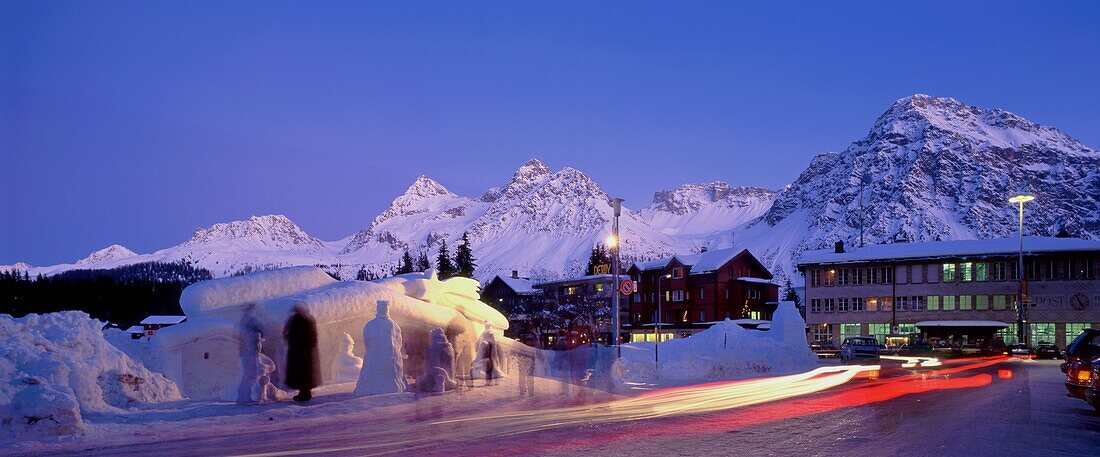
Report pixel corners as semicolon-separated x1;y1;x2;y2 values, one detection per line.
284;304;321;402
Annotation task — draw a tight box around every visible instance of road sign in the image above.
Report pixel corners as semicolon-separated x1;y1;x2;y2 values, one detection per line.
618;279;635;296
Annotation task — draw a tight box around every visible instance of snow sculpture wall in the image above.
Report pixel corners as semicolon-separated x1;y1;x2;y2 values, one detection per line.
155;267;508;400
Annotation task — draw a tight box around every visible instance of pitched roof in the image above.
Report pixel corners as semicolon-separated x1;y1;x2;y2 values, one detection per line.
139;315;187;325
630;246;772;278
492;275;539;295
797;236;1100;266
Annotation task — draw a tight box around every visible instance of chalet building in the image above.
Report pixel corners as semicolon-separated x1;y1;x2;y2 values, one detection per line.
797;237;1100;348
481;271;539;338
138;315;187;338
533;274;615;345
625;247;779;342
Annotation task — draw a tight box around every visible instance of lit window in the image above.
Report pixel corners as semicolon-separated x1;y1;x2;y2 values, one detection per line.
824;269;836;286
942;263;956;282
943;295;956;311
926;296;940;311
976;295;989;310
960;262;973;282
975;263;988;281
959;295;972;310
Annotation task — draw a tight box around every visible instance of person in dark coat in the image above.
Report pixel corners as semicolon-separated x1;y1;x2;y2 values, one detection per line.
284;304;321;402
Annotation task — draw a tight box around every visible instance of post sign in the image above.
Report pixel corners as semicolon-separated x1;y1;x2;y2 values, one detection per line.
618;279;635;296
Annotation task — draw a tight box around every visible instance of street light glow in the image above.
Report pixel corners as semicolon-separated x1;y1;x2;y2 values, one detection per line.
1008;194;1035;204
605;234;618;248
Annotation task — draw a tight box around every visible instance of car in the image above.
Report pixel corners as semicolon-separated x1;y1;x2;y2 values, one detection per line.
840;336;881;362
1007;344;1034;358
898;343;935;356
1084;357;1100;412
1034;343;1062;360
1062;328;1100;399
980;338;1008;356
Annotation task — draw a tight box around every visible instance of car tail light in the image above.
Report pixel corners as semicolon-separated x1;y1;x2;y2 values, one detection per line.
1075;369;1091;384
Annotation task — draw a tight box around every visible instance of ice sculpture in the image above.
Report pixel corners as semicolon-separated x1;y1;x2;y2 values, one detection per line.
355;300;407;395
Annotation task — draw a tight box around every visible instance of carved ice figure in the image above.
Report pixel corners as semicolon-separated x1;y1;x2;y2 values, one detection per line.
471;321;505;382
417;327;457;392
331;332;363;383
355;300;407;395
241;334;283;403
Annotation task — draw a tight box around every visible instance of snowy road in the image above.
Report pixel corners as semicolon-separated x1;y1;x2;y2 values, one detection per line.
8;359;1098;456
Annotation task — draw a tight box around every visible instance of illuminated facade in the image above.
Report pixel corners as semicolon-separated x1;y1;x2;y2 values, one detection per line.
797;237;1100;347
625;247;779;342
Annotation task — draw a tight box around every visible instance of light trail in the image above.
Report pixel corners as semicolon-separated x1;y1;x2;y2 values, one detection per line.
234;365;880;457
881;355;942;368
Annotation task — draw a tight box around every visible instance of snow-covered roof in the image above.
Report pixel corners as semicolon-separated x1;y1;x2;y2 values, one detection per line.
495;276;539;295
534;274;614;287
736;276;776;285
124;325;145;333
915;320;1011;328
139;315;187;325
630;246;748;274
798;237;1100;267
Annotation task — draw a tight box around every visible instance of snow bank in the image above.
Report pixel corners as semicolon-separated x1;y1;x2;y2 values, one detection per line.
621;302;817;382
179;265;335;316
0;312;182;441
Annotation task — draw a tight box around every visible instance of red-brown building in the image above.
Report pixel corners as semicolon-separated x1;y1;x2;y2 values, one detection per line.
625;247;779;341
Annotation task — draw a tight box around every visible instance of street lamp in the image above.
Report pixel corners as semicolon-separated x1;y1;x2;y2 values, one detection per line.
655;273;671;376
1009;193;1034;346
608;198;624;356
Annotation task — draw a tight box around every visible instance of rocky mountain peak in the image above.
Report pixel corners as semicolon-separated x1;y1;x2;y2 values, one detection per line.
76;244;137;265
649;182;775;215
184;215;324;250
403;175;453;199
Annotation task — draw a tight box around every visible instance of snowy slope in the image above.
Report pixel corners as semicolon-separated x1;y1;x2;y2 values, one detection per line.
15;95;1099;285
75;244;137;265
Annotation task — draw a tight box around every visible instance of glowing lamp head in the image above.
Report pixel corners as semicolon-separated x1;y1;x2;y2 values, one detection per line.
605;234;618;248
1008;194;1035;204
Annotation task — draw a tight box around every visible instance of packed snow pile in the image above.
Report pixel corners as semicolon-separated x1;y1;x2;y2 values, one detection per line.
620;302;818;382
0;312;182;441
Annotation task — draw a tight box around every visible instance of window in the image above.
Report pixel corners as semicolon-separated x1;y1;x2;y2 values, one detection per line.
959;295;972;310
1045;259;1060;280
811;270;822;287
812;324;832;343
1030;323;1056;344
824;298;835;312
896;296;909;311
724;288;730;300
680;309;689;323
1066;323;1094;344
976;295;989;310
665;290;670;302
595;283;605;293
960;262;973;282
852;268;863;285
975;262;988;281
866;297;879;312
811;299;822;313
565;286;578;295
851;297;864;312
824;269;836;286
943;295;956;311
838;298;849;312
911;296;925;311
868;323;890;344
879;296;893;311
927;296;940;311
837;269;849;286
992;262;1006;281
672;267;684;279
1025;260;1040;280
1009;262;1019;281
651;292;656;303
748;288;761;299
671;290;684;302
699;309;707;322
868;267;879;284
996;327;1019;346
993;295;1007;310
840;324;862;341
881;267;893;284
942;263;956;282
699;287;705;300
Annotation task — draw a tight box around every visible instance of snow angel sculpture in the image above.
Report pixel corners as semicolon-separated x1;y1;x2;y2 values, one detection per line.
472;320;505;384
249;334;283;402
331;332;364;383
284;304;322;402
355;300;408;395
417;327;457;393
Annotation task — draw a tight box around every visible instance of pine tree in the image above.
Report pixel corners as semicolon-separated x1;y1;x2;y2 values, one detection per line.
416;251;430;272
586;243;611;275
454;232;477;278
436;241;456;278
782;277;801;307
397;249;414;275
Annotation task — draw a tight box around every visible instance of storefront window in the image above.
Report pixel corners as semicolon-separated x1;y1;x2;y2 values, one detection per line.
868;323;890;344
840;323;862;341
1066;323;1095;344
996;327;1018;345
1029;323;1056;345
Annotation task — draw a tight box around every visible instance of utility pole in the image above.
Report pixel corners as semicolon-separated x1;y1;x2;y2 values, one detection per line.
1009;194;1034;346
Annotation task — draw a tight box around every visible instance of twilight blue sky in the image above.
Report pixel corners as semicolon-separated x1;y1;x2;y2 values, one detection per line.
3;1;1099;265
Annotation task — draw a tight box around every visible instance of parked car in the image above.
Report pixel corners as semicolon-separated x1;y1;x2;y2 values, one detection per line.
810;342;839;358
898;343;935;355
1084;357;1100;412
1007;344;1034;358
1034;343;1062;360
980;338;1008;356
1063;328;1100;399
840;336;881;362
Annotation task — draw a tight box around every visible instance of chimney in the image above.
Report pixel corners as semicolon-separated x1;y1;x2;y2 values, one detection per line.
834;241;845;254
700;246;708;253
511;270;519;279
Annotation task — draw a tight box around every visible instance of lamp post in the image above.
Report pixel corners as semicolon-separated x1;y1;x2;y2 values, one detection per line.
1009;193;1034;346
655;273;670;376
609;198;623;356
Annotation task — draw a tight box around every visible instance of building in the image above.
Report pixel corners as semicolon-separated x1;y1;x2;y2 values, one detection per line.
532;274;615;346
625;247;780;342
797;237;1100;348
138;315;187;338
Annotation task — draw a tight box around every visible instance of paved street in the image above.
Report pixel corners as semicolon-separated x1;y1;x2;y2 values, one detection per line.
12;357;1097;457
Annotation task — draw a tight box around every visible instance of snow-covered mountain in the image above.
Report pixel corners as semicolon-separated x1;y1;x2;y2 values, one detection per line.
75;244;137;265
13;95;1098;285
736;94;1100;280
